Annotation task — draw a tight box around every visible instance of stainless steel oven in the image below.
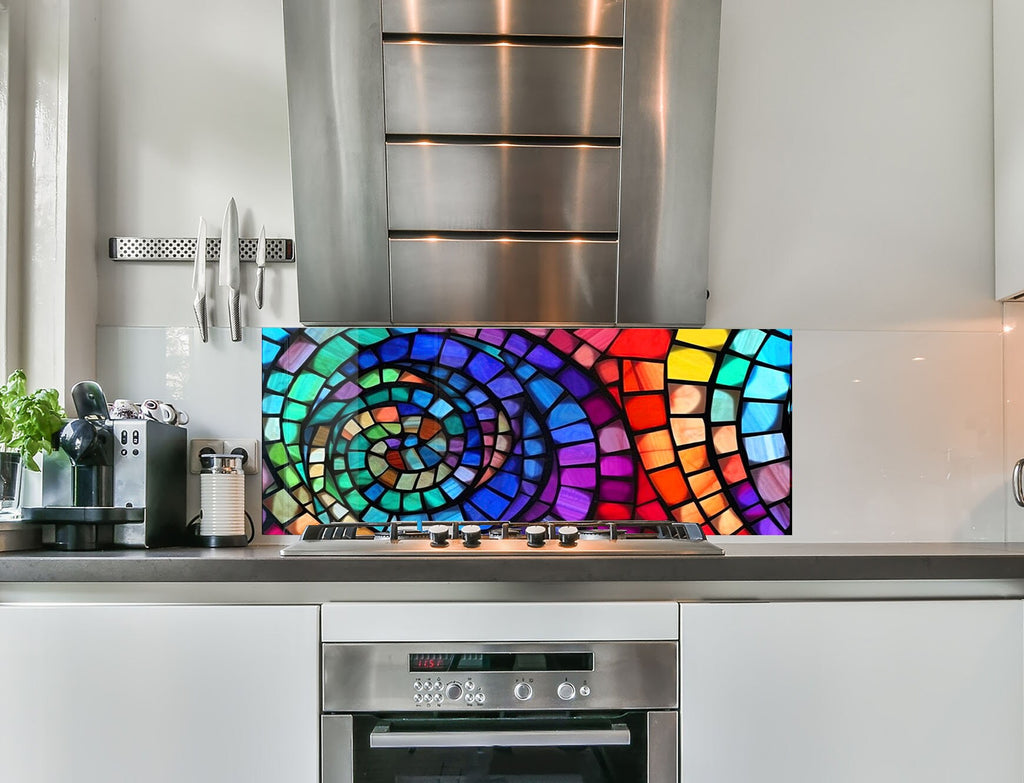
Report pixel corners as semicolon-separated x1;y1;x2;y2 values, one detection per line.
322;641;678;783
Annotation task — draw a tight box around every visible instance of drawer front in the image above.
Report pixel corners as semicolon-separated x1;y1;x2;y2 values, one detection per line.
381;0;624;37
384;42;623;137
386;143;621;232
390;238;617;323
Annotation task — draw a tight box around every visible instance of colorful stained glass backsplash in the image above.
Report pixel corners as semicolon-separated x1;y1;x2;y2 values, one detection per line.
261;328;792;535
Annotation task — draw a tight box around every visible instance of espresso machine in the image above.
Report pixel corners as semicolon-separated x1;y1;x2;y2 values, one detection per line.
22;381;187;550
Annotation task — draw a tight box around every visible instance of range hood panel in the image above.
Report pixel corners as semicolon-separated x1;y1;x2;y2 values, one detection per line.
284;0;720;327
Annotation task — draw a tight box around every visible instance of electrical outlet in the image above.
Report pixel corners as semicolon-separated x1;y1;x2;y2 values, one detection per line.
189;439;224;474
223;438;260;475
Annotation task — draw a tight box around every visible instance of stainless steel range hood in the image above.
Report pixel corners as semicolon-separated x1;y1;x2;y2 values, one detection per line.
283;0;721;326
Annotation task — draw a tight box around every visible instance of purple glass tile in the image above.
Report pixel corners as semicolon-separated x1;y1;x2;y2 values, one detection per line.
278;338;317;373
600;455;634;477
560;467;596;488
599;480;634;503
553;486;592;519
729;481;759;509
598;423;631;453
439;339;471;368
753;517;783;535
505;333;530;357
526;345;564;373
582;395;618;427
560;442;598;466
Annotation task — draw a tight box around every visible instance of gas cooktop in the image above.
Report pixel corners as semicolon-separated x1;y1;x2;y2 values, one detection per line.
279;521;724;557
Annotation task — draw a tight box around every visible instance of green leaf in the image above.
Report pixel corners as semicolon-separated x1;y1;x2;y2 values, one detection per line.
0;370;65;471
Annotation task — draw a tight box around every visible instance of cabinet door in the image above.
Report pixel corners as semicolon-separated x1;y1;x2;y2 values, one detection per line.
680;601;1023;783
0;604;319;783
996;0;1024;300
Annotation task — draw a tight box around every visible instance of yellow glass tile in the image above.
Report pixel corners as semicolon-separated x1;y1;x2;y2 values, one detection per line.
668;383;706;415
666;345;716;383
675;328;729;350
636;430;675;469
309;463;324;478
712;424;738;454
712;508;743;535
671;417;706;447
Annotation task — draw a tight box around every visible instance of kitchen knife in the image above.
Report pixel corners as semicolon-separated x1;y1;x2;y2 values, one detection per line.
192;217;209;342
254;224;266;310
219;197;241;342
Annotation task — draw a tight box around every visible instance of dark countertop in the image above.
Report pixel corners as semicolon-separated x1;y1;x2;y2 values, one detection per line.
2;541;1024;584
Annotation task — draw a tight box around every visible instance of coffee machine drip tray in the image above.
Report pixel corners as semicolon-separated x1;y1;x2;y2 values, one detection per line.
21;506;146;551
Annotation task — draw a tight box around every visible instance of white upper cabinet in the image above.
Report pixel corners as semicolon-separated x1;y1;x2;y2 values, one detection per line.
996;0;1024;299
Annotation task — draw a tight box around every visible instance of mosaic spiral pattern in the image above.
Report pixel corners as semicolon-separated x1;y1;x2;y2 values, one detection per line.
262;328;792;536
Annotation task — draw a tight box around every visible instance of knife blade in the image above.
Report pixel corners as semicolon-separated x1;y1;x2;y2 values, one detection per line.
219;197;241;342
192;217;209;342
254;224;266;310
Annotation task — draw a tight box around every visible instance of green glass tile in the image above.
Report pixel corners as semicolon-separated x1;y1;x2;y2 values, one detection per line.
423;488;446;508
290;372;326;403
346;327;391;346
266;442;289;466
395;472;417;491
311;336;358;375
717;356;751;388
267;370;293;393
282;400;309;422
711;389;739;423
402;493;425;513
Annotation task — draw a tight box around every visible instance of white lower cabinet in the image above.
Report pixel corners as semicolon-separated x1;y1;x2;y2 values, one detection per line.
679;600;1024;783
0;604;319;783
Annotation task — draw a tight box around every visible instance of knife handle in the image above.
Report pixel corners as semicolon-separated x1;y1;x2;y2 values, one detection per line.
254;267;265;310
229;289;241;342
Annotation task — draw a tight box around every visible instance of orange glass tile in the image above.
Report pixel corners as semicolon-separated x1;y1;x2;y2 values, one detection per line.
712;424;738;454
636;430;676;468
287;515;321;536
649;467;690;506
687;468;722;500
623;360;666;393
420;419;442;439
678;444;710;473
670;417;706;447
711;508;743;535
668;383;706;415
671;501;705;524
374;406;399;423
699;491;729;517
720;453;746;484
624;394;668;431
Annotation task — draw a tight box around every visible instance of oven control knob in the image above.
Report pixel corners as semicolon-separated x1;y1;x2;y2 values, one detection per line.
427;524;450;547
445;682;463;701
513;682;533;701
579;685;591;697
525;525;547;547
557;525;579;547
462;524;482;548
556;682;576;701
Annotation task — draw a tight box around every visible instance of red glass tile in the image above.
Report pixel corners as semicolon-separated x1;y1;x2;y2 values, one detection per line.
575;328;619;352
720;453;747;485
609;329;673;360
548;329;580;354
594;359;621;385
624;394;668;431
596;501;633;520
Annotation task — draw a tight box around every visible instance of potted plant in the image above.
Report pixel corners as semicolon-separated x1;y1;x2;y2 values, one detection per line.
0;370;65;513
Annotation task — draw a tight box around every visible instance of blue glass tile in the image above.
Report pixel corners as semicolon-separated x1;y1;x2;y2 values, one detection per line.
740;401;782;435
745;365;790;401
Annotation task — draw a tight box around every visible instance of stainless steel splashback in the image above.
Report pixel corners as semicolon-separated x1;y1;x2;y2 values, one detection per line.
284;0;721;326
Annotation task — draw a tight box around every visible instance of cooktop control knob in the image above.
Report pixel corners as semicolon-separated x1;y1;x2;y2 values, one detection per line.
445;682;463;701
462;524;482;548
525;525;547;547
557;525;579;547
513;682;533;701
427;524;450;547
557;682;576;701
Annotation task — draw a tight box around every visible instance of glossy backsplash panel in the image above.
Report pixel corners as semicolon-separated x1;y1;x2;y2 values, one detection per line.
261;328;792;535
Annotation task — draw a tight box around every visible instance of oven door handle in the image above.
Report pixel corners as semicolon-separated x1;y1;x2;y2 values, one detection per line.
369;723;631;749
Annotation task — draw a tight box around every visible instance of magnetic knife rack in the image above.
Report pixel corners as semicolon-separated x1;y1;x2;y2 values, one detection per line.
108;237;295;263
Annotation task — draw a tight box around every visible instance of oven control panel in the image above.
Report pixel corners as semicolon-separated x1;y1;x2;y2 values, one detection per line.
322;641;677;713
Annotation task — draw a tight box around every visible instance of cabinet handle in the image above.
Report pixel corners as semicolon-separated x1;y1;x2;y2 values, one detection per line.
1013;459;1024;507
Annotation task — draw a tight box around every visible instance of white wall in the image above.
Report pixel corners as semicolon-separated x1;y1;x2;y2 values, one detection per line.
92;0;1004;542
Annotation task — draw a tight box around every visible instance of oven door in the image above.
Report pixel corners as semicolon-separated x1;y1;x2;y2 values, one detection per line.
323;711;677;783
